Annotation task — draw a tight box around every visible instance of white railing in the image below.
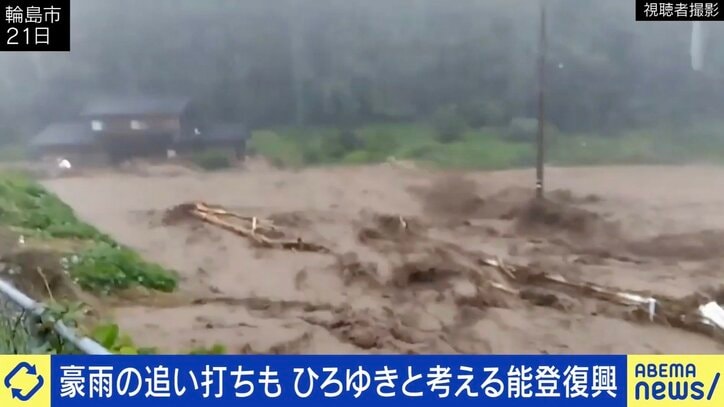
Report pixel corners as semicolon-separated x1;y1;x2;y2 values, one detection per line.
0;279;111;355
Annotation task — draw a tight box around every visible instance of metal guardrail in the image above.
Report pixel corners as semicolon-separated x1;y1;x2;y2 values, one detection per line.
0;279;111;355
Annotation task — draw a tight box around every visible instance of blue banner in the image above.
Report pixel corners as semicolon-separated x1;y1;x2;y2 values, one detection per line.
44;355;627;407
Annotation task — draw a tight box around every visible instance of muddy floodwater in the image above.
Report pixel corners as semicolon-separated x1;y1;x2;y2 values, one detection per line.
42;162;724;354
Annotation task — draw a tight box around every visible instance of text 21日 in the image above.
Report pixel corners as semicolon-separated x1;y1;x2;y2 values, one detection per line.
6;27;51;46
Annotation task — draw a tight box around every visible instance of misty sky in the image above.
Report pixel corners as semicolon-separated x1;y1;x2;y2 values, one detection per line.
1;0;723;140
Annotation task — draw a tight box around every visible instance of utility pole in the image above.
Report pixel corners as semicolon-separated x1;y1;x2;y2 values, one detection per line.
536;1;547;200
691;21;704;71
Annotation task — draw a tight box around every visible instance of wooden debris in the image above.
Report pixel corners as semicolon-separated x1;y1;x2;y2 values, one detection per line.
490;281;519;296
479;254;724;343
496;256;517;281
398;216;408;230
194;202;279;231
178;202;330;253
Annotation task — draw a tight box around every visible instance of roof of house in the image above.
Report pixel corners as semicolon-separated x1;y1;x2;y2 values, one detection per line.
30;122;96;147
203;123;250;141
80;96;192;117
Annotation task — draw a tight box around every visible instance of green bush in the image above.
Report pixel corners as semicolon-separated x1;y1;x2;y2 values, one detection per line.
337;129;363;151
340;150;374;164
246;121;724;171
301;148;322;164
360;129;400;161
398;142;440;160
191;149;233;170
431;106;467;143
548;132;661;166
301;129;361;164
248;130;304;168
91;323;157;354
72;244;177;294
424;135;534;170
460;100;508;128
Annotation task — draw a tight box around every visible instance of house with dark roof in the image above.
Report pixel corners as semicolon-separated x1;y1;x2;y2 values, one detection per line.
31;95;249;163
80;96;200;139
31;122;94;149
78;96;201;162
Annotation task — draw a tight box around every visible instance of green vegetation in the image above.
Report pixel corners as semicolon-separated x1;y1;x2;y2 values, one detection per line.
90;323;157;354
548;123;724;166
247;122;720;170
91;322;228;354
431;105;467;143
0;173;113;242
188;343;228;355
248;121;724;170
190;149;234;170
72;244;176;293
91;322;228;355
0;173;233;355
0;312;36;354
0;172;177;294
0;301;89;354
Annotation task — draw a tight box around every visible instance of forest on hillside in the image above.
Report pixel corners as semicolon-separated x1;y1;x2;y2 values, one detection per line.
0;0;723;146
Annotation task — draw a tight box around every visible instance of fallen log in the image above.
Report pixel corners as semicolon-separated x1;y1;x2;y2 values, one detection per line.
175;202;330;253
479;255;724;343
194;202;279;231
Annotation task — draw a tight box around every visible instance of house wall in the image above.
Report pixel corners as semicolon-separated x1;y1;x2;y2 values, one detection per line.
88;114;182;136
102;133;176;163
83;112;199;162
76;102;210;161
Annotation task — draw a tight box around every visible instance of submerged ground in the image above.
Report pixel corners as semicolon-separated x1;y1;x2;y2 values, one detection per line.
40;162;724;354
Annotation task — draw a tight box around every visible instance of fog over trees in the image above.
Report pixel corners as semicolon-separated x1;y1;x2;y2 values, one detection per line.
1;0;723;144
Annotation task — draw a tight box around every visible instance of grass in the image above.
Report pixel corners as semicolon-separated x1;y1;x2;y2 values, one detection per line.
248;121;724;170
250;123;536;169
0;172;177;294
0;172;178;354
0;312;35;354
0;173;114;242
0;300;93;355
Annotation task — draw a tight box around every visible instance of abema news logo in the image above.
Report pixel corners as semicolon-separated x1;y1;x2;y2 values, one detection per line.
628;355;722;407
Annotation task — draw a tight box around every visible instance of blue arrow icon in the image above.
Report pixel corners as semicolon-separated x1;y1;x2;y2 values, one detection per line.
4;362;35;387
10;375;44;401
4;361;44;402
